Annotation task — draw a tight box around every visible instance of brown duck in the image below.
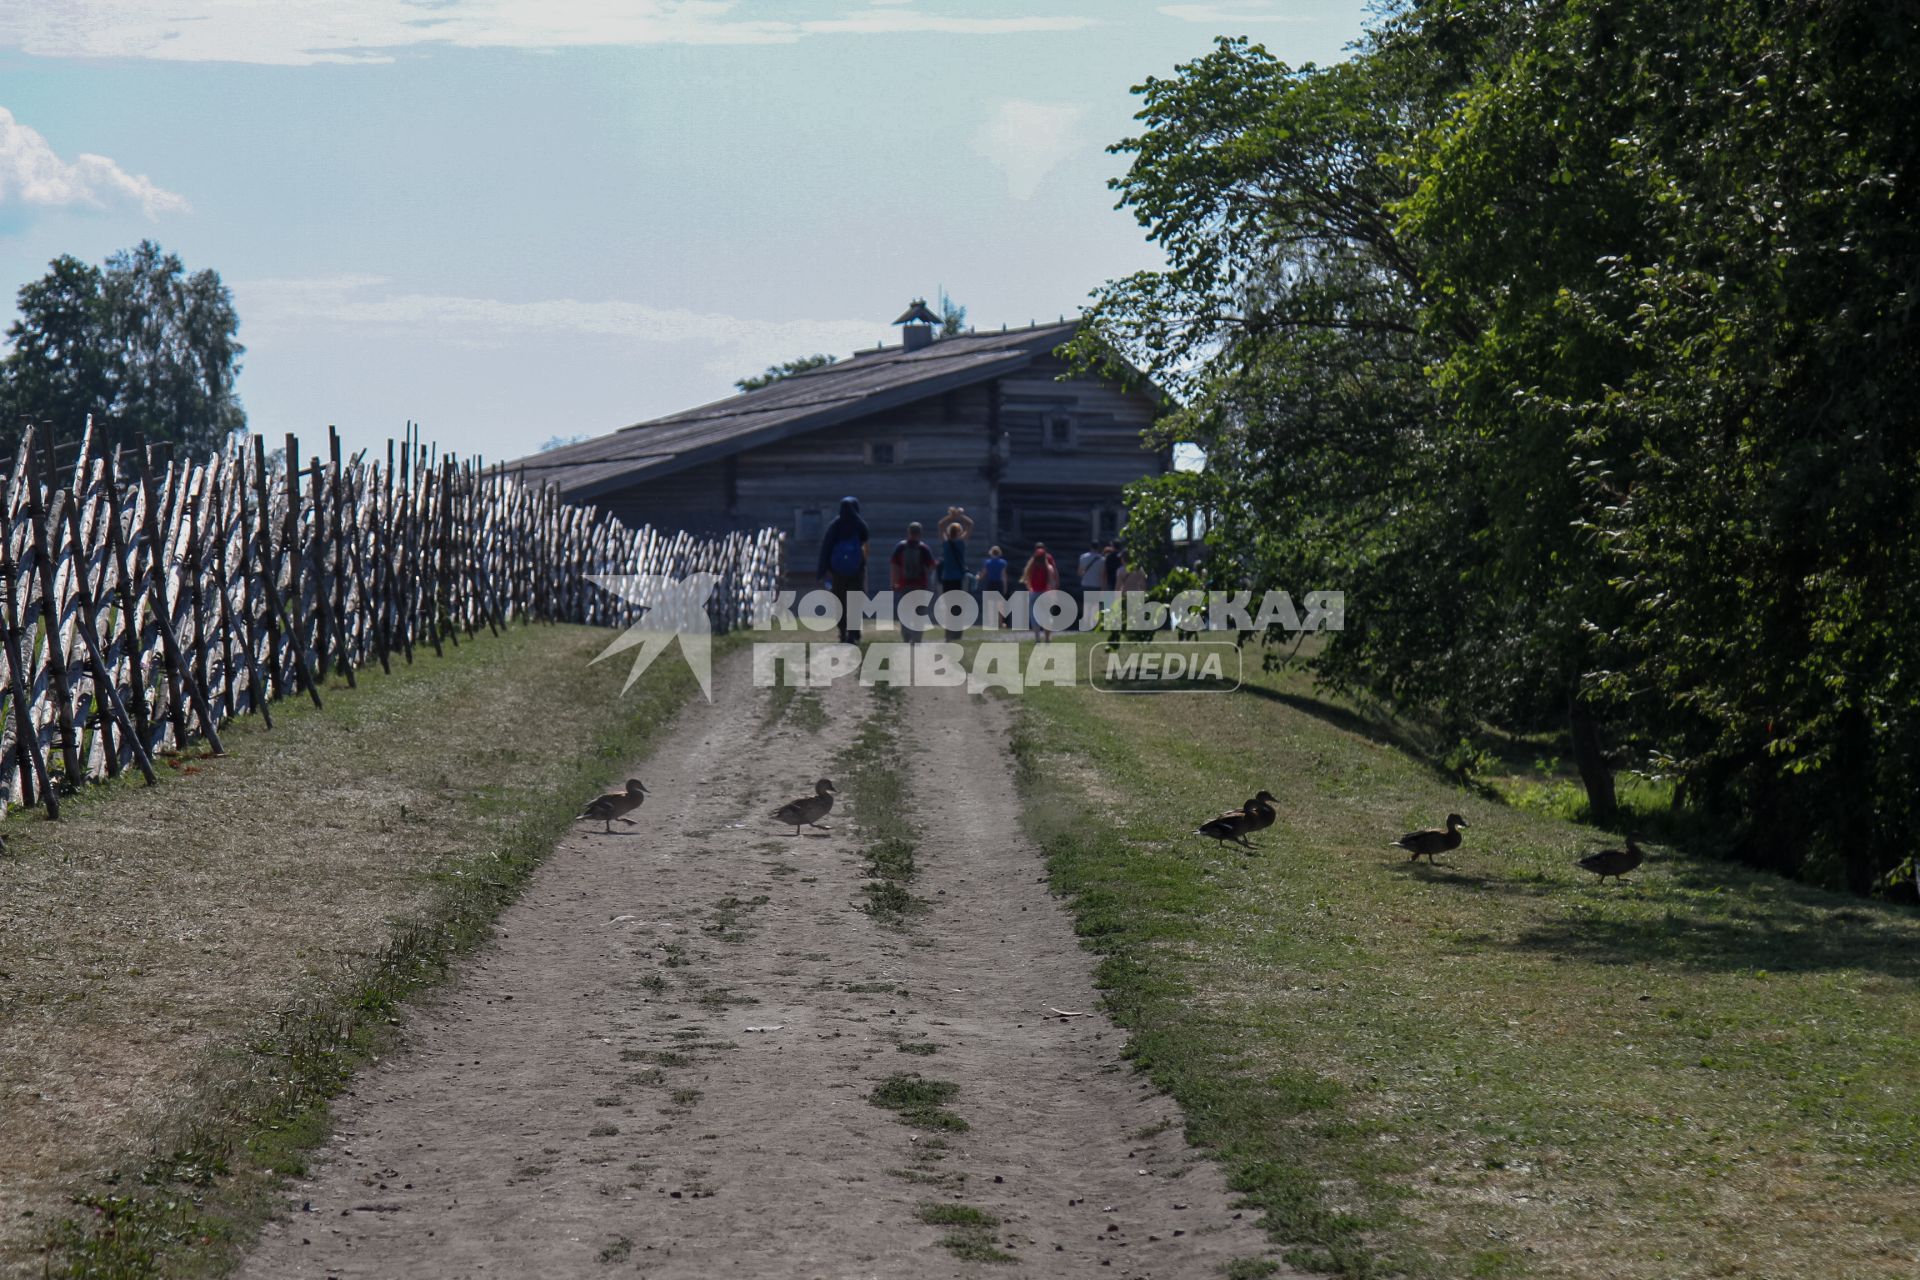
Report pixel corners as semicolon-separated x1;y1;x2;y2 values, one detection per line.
1392;813;1468;863
1578;833;1645;883
1197;791;1277;850
580;778;647;834
772;778;837;835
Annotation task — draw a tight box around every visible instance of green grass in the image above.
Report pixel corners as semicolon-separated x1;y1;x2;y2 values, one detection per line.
915;1202;1012;1263
763;681;828;734
837;683;926;923
869;1073;969;1132
25;624;728;1279
1015;636;1920;1279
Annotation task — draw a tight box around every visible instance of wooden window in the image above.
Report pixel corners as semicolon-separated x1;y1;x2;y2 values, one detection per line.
1043;412;1077;452
866;440;904;466
795;507;823;541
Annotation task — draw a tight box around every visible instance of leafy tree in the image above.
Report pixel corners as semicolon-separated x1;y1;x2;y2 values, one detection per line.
1;240;245;457
1400;0;1920;890
1080;1;1920;892
735;353;837;392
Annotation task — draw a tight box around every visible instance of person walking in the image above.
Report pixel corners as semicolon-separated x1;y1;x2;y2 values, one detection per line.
1024;542;1059;642
1098;543;1124;628
890;521;937;644
937;519;970;641
1077;539;1106;617
1115;557;1148;634
817;495;869;643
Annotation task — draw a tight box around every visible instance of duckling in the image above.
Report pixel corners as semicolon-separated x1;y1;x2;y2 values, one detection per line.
1577;833;1644;883
1197;790;1275;851
1392;813;1468;863
772;778;837;836
580;778;647;834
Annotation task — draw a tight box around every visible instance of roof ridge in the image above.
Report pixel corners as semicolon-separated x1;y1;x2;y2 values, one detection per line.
614;320;1077;435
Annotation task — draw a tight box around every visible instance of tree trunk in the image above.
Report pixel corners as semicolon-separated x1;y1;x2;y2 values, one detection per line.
1569;691;1618;826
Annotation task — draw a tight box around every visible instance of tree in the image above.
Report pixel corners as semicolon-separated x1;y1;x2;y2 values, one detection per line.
1078;2;1920;893
1400;0;1920;890
1;240;245;456
735;353;837;392
937;290;967;338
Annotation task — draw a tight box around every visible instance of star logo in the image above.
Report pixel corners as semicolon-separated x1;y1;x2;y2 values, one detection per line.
587;573;718;700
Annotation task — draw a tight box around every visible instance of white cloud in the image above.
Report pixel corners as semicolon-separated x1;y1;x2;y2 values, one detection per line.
0;1;1094;66
1159;1;1309;23
971;99;1087;202
0;106;187;218
236;275;885;373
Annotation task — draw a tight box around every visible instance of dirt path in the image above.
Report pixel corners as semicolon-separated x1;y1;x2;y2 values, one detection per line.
240;653;1284;1278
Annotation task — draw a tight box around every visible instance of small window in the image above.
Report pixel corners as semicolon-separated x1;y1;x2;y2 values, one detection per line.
867;440;904;466
1043;413;1077;452
795;507;823;540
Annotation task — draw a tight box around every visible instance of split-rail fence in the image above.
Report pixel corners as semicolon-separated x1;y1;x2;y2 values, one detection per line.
0;422;783;817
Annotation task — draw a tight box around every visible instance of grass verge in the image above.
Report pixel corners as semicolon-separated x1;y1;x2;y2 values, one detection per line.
6;623;729;1279
1014;636;1920;1279
836;684;925;924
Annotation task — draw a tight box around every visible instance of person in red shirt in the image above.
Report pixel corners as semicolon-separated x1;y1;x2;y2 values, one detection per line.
1023;542;1059;642
890;521;937;644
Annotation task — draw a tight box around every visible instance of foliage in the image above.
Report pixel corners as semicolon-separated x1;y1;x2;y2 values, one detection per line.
735;352;837;392
1;240;245;457
937;289;967;338
1078;2;1920;892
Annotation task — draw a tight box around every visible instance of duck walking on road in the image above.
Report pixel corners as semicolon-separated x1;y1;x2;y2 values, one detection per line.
773;778;837;836
581;778;648;834
1392;813;1468;863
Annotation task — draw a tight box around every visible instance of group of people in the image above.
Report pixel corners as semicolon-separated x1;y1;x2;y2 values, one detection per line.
813;495;1143;642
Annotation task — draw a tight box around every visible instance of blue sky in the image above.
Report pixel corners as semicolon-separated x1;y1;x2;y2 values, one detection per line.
0;1;1367;462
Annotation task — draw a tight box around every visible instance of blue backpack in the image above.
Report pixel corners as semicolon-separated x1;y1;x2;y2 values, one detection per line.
830;535;864;576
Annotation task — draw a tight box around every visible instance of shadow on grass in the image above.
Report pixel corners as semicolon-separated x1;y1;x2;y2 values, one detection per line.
1380;860;1559;900
1235;684;1500;801
1501;872;1920;980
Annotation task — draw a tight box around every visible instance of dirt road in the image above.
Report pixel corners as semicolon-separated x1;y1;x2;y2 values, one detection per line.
240;653;1284;1278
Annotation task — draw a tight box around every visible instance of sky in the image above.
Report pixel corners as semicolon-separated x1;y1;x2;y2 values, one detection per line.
0;0;1369;464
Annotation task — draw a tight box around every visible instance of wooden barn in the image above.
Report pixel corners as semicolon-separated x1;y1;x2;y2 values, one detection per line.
513;303;1168;581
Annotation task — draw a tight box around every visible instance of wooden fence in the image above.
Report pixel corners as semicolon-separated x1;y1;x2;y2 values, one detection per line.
0;422;783;817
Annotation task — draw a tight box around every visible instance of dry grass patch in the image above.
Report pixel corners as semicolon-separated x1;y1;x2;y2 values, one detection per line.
0;623;714;1278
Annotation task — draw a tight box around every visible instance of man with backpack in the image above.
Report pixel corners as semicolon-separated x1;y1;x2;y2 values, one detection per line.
817;495;869;643
889;521;937;644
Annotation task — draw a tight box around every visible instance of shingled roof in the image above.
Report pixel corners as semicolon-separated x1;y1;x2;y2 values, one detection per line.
510;320;1080;501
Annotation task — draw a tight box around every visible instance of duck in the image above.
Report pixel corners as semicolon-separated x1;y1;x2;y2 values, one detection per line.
1577;833;1645;883
1391;813;1468;863
1245;789;1278;835
580;778;647;834
772;778;837;835
1197;790;1276;850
